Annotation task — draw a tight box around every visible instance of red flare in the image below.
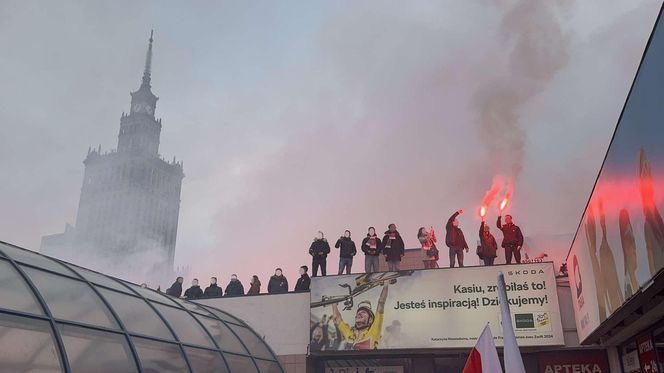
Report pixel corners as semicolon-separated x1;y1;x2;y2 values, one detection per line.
499;198;508;211
481;176;503;208
480;206;487;218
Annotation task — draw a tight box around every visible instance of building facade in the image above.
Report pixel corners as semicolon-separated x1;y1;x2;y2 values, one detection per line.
41;32;183;285
565;4;664;372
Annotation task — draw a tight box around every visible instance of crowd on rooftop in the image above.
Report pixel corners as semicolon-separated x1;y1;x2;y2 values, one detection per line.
156;211;524;300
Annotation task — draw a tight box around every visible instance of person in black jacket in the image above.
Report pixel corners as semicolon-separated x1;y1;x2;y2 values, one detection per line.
184;279;203;300
225;274;245;297
479;220;498;266
335;230;357;275
309;231;331;277
361;227;382;273
247;275;261;295
166;276;184;297
445;210;469;268
382;224;405;271
295;265;311;292
203;277;223;298
268;268;289;294
497;214;524;264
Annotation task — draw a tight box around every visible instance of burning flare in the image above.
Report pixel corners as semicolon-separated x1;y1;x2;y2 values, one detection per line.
480;206;487;218
499;198;508;212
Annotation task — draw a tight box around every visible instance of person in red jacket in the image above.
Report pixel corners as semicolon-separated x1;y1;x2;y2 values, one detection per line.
479;220;498;266
418;227;439;269
446;210;469;267
496;214;524;264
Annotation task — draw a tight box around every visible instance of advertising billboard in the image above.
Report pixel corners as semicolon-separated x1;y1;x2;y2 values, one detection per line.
566;8;664;343
309;263;563;351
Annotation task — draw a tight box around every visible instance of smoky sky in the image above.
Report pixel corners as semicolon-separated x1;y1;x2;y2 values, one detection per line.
0;0;660;286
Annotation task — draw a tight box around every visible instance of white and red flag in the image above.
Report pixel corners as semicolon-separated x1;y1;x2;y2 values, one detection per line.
498;272;527;373
462;324;503;373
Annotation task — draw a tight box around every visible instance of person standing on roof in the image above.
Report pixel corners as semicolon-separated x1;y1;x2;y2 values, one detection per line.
446;210;469;268
309;231;331;277
335;230;357;275
203;277;223;298
247;275;261;295
418;226;439;269
184;278;203;300
166;276;184;297
361;227;382;273
382;224;405;271
497;214;524;264
268;268;289;294
479;219;498;266
295;265;311;292
224;274;245;297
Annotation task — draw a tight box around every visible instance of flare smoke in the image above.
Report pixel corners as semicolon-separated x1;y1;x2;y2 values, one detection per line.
475;0;570;182
482;176;504;209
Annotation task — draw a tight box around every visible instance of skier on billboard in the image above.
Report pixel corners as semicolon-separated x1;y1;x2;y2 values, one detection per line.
331;282;389;350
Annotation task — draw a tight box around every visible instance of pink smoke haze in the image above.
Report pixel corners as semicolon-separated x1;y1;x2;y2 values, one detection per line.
0;1;660;288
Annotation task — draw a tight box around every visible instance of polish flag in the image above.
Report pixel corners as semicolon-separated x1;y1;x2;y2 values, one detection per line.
498;272;526;373
462;324;503;373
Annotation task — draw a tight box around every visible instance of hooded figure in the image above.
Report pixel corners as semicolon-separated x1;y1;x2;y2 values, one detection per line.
247;275;261;295
361;227;382;273
295;265;311;292
184;279;203;300
382;224;405;271
335;230;357;275
204;277;223;298
309;231;331;277
225;274;245;297
166;277;184;297
268;268;289;294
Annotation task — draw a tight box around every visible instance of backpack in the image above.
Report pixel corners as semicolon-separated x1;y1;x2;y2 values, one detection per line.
476;245;484;259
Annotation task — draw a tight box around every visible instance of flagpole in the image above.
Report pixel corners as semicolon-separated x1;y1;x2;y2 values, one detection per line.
497;271;526;373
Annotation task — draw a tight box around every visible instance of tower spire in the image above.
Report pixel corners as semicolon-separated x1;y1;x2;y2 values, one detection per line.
141;30;154;88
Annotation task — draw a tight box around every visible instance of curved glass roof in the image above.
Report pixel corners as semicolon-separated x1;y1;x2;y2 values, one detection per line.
0;241;283;373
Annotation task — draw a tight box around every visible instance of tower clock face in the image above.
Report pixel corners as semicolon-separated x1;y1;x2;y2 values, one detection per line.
132;103;153;114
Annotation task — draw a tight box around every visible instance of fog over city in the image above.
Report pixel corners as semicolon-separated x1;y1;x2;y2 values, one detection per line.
0;0;660;287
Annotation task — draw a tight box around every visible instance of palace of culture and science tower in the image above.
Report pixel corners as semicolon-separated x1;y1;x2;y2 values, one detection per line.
41;32;184;284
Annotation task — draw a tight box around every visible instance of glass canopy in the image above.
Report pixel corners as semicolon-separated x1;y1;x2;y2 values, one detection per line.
0;241;283;373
